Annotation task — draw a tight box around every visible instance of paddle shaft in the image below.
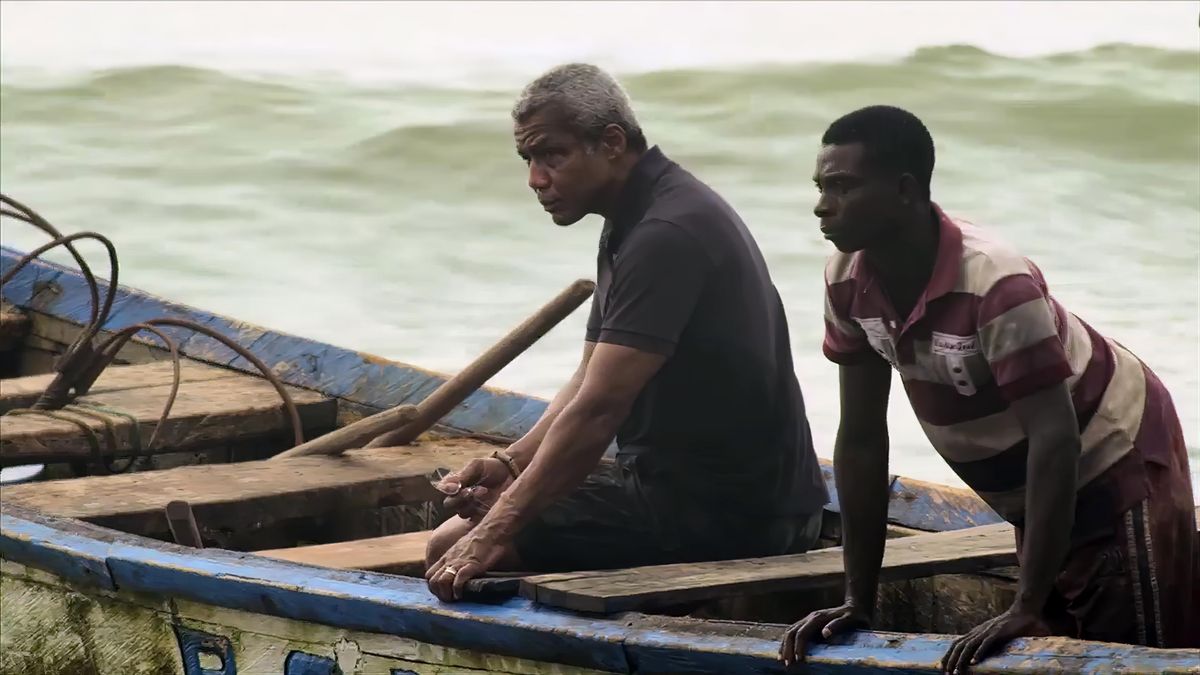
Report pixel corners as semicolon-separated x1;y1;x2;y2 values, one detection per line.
365;278;595;448
271;404;419;459
272;278;594;459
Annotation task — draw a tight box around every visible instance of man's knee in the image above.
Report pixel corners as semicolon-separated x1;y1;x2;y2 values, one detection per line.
424;517;473;570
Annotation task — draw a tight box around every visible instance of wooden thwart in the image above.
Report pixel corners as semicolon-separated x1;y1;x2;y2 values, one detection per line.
520;522;1019;613
257;530;433;576
0;365;335;466
0;360;240;413
0;439;497;537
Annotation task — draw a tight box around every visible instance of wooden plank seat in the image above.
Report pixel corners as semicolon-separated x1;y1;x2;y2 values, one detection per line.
520;523;1020;613
0;440;497;538
520;506;1200;614
256;529;434;576
0;360;241;413
0;362;336;466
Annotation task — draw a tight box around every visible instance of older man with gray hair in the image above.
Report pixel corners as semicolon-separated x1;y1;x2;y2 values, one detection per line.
425;63;828;602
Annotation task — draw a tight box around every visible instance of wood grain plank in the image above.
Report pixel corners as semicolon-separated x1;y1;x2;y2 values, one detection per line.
0;360;241;413
519;522;1018;613
1;440;496;537
0;303;29;352
0;375;335;465
255;530;433;575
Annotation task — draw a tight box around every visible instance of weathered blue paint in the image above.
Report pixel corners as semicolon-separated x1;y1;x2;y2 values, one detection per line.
622;625;1200;674
4;505;1197;674
175;625;237;675
0;247;549;441
820;463;1003;532
886;474;1004;530
0;508;116;590
284;651;341;675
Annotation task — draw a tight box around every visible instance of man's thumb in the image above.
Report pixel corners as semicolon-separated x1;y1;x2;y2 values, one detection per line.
455;459;486;485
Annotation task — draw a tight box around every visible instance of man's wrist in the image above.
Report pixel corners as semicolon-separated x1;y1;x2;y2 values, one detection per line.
1011;588;1050;616
492;448;521;479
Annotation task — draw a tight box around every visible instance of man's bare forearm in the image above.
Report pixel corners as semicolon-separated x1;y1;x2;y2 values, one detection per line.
1013;431;1078;613
473;396;623;544
507;344;593;468
837;428;891;611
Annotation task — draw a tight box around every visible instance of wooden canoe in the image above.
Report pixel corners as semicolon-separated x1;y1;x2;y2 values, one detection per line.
2;246;1196;675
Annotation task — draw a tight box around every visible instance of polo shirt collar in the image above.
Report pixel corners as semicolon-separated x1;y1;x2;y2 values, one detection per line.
851;202;964;333
605;145;672;245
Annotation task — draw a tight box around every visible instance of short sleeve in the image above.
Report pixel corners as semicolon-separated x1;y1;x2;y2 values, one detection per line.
822;271;872;365
977;272;1074;401
596;220;711;356
584;286;602;342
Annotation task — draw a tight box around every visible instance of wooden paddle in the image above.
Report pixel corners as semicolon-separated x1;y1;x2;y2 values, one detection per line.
272;278;595;459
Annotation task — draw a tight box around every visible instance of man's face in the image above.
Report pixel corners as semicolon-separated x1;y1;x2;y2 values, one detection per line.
812;142;903;253
515;109;613;226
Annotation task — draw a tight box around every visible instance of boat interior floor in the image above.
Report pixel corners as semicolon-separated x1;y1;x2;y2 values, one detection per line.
3;350;1198;636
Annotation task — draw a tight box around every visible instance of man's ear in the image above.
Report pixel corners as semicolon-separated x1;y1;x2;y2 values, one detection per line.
897;172;920;205
599;123;627;159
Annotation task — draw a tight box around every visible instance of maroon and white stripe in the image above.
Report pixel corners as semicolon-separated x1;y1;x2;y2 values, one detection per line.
823;209;1147;521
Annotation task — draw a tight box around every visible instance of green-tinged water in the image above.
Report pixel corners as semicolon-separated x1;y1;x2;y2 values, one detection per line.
1;43;1197;489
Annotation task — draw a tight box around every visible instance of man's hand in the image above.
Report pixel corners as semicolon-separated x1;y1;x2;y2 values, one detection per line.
425;528;508;602
779;602;871;666
435;457;514;521
941;606;1049;673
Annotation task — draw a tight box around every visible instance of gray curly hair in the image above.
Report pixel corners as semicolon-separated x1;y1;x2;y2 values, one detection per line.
512;63;647;152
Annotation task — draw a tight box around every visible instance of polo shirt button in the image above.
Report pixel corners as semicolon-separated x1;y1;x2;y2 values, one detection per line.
956;380;968;387
952;367;963;374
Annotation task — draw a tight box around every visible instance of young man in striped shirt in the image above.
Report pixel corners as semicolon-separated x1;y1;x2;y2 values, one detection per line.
780;106;1197;671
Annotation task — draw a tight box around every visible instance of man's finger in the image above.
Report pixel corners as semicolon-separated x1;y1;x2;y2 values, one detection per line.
445;486;490;517
443;492;478;514
425;555;445;582
972;630;1007;665
959;635;987;674
948;629;985;674
793;611;836;664
942;635;968;674
431;565;457;602
779;622;801;664
452;562;481;600
455;459;486;485
435;480;462;496
821;611;862;639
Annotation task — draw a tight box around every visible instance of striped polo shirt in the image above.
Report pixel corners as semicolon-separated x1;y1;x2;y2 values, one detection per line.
823;205;1163;523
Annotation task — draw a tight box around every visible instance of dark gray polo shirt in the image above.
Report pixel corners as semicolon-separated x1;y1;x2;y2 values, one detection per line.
587;146;828;517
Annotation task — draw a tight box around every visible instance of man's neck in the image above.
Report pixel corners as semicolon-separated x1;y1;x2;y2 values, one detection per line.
596;150;646;221
864;204;939;305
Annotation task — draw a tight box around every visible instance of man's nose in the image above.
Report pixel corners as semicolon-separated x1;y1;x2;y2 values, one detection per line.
813;192;834;219
528;163;551;191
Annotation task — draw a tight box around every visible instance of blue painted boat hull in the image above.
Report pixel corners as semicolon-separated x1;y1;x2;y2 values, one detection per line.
2;247;1196;674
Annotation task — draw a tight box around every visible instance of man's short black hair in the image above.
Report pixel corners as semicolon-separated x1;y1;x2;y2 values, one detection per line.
821;105;935;198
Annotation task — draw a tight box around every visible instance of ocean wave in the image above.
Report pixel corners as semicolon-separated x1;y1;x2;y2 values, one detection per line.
2;43;1195;185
